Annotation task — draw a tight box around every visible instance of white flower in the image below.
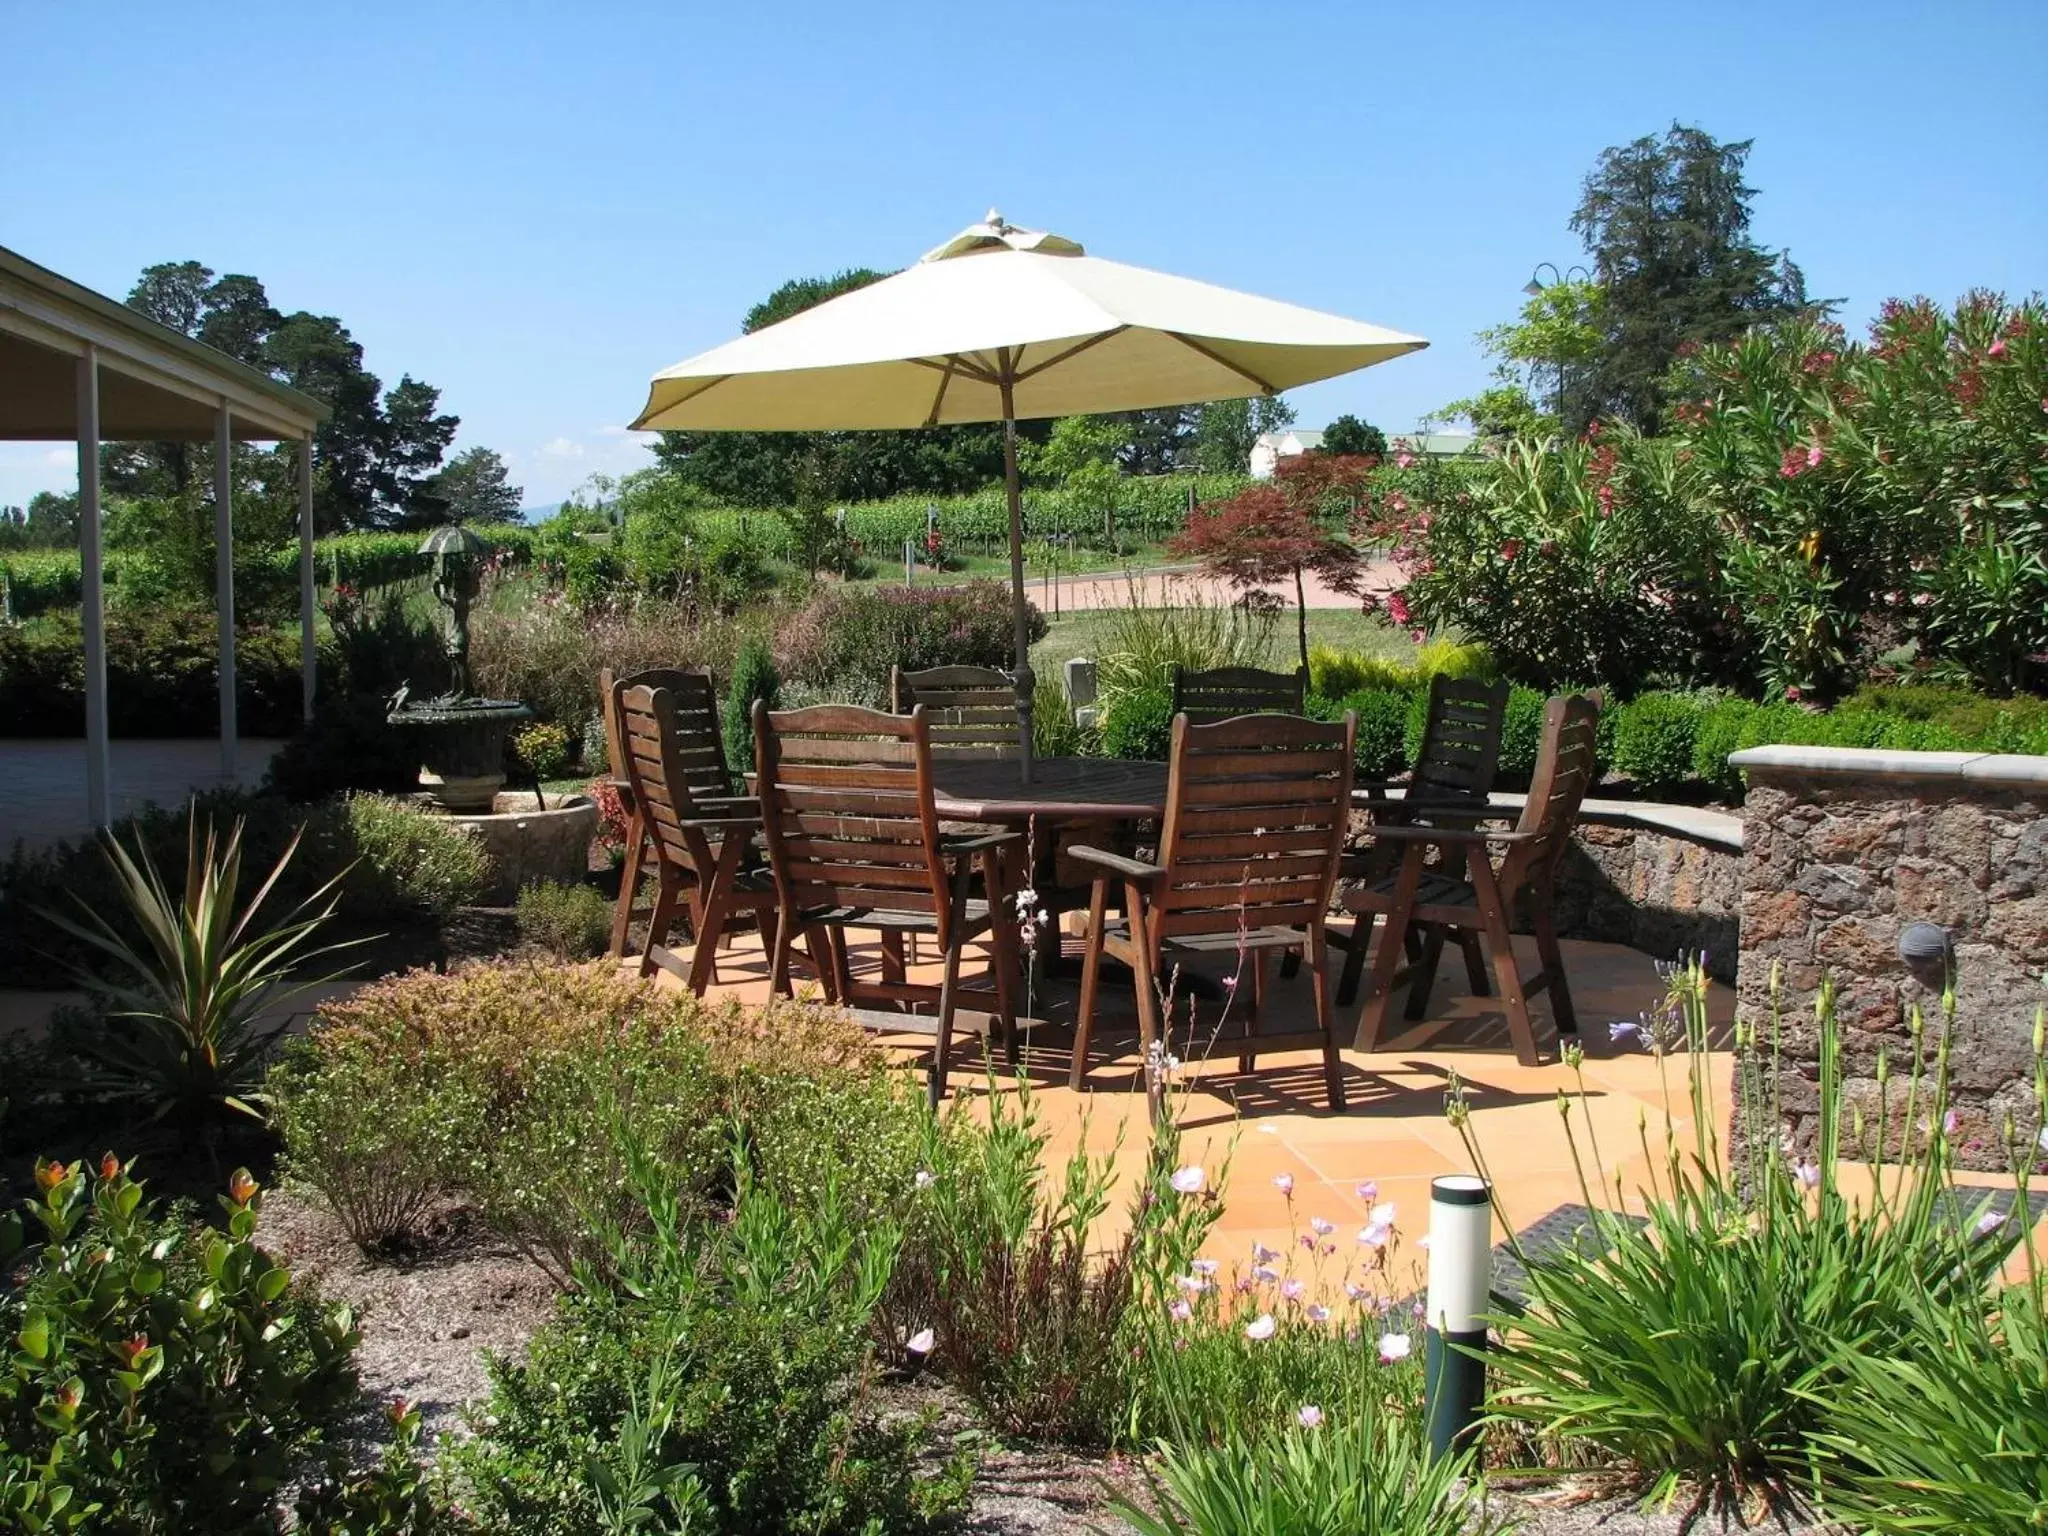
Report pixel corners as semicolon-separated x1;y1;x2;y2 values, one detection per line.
2039;1126;2048;1154
1358;1221;1392;1250
1345;1281;1372;1302
1296;1404;1324;1428
1975;1209;2007;1239
1280;1277;1306;1300
1794;1161;1820;1190
1257;1123;1280;1135
1369;1201;1397;1227
906;1328;935;1355
1190;1258;1220;1276
1175;1273;1213;1294
1415;1235;1433;1250
913;1169;935;1191
1377;1332;1412;1363
1273;1173;1294;1195
1012;887;1039;914
1309;1216;1336;1237
1170;1165;1205;1195
1244;1313;1276;1341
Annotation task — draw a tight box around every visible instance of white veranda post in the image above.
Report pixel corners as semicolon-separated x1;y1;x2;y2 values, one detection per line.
76;345;109;828
299;435;317;721
215;401;237;780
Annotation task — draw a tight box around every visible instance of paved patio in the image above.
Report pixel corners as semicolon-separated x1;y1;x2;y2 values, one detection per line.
0;738;283;852
635;924;1744;1289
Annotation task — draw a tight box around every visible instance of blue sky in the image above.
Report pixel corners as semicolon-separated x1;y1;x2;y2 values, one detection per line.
4;0;2043;512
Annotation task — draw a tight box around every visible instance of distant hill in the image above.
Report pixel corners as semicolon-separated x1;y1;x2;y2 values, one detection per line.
520;502;560;524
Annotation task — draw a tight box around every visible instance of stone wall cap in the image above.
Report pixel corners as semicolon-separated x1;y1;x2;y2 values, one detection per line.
1729;743;2048;787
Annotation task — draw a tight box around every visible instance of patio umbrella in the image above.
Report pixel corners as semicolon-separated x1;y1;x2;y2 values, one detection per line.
631;212;1427;779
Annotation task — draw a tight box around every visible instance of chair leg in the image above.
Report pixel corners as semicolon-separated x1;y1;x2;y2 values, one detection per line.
1070;877;1109;1090
1334;915;1372;1006
879;929;907;987
1457;929;1491;996
766;911;797;995
1308;923;1346;1112
1404;924;1448;1021
825;927;853;1003
1356;848;1424;1053
610;815;646;959
1125;887;1166;1103
1470;861;1541;1067
1278;935;1302;981
1239;946;1264;1075
1532;886;1577;1035
685;839;743;997
805;927;840;1003
930;920;966;1110
639;868;680;979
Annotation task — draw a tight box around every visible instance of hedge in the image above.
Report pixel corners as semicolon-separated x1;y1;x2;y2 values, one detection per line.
0;524;536;619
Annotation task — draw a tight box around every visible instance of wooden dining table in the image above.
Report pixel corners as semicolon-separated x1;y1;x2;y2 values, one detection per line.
928;755;1168;826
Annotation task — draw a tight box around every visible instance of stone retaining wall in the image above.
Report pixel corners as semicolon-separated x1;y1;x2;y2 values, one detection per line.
1731;747;2048;1170
1551;823;1740;983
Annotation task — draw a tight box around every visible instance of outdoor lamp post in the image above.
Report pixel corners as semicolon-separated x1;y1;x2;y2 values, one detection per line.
1423;1173;1493;1460
1523;262;1591;423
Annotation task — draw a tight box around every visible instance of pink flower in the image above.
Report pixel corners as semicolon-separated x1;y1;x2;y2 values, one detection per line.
1306;1303;1331;1323
1794;1162;1820;1189
1988;338;2007;357
1245;1313;1277;1341
1273;1173;1295;1196
1355;1181;1379;1202
1309;1216;1336;1237
1253;1263;1281;1283
1396;452;1416;470
1386;592;1412;626
1297;1404;1325;1428
1499;538;1523;562
1252;1241;1282;1265
1170;1165;1205;1195
1975;1210;2006;1239
1281;1277;1306;1300
1346;1281;1372;1302
907;1328;936;1355
1170;1298;1193;1321
1176;1272;1213;1294
1377;1332;1412;1363
1806;444;1824;469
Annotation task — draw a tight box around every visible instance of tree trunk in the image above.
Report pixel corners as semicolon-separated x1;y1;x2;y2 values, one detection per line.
1295;565;1310;676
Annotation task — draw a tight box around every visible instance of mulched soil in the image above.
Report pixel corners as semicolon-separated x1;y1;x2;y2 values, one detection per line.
260;1193;1839;1536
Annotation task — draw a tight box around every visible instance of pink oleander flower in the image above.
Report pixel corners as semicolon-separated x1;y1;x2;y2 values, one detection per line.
1378;1332;1412;1363
1396;452;1416;470
1386;592;1412;626
1297;1404;1325;1428
1245;1313;1277;1341
1988;338;2007;357
1499;538;1523;562
1345;1281;1372;1302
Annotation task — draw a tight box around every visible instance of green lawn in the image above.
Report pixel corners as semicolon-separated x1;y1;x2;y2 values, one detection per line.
1031;606;1419;681
847;540;1184;588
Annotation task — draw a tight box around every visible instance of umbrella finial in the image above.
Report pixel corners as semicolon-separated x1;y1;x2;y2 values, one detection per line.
985;207;1005;230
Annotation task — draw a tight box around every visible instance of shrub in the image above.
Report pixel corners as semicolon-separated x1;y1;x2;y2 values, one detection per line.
1493;686;1548;789
1456;966;2012;1518
1690;697;1758;801
0;608;310;738
1113;1394;1485;1536
1100;684;1176;761
1031;670;1096;758
1612;692;1705;797
510;720;572;781
449;1125;974;1535
1092;578;1276;706
266;692;419;801
723;638;780;776
0;1158;364;1531
1329;689;1411;780
1308;642;1411;699
774;580;1042;697
514;879;613;960
329;791;491;922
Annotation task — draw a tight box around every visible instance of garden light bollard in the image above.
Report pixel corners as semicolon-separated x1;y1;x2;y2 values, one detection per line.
1423;1173;1491;1460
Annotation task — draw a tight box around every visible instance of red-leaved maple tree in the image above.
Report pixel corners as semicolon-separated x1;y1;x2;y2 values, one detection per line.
1170;453;1375;673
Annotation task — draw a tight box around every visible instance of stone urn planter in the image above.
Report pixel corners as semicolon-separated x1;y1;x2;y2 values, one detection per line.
442;790;600;904
388;697;533;812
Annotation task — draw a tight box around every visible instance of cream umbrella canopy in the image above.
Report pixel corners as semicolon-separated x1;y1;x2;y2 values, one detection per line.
632;213;1428;778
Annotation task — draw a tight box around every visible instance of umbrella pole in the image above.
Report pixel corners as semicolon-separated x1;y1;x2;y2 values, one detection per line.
1000;376;1034;783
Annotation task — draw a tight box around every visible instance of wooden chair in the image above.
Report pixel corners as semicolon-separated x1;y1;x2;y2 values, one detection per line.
1067;710;1355;1110
891;665;1019;758
1169;663;1307;726
752;701;1022;1106
1332;675;1511;1007
1343;694;1601;1068
612;678;780;995
600;666;732;959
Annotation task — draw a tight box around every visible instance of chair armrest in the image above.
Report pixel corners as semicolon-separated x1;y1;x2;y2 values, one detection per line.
942;829;1022;855
1366;823;1534;847
1068;844;1167;881
679;814;763;833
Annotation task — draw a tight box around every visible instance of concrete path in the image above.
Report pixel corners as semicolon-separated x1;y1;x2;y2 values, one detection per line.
0;739;284;853
1015;558;1404;616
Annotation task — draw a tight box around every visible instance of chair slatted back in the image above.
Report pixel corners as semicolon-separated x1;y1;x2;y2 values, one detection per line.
1500;695;1602;888
753;702;954;942
1170;664;1307;728
891;664;1018;759
614;680;718;880
602;666;728;801
1153;711;1355;940
1410;675;1511;803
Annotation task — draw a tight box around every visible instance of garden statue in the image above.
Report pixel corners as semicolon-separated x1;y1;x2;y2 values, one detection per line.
386;523;532;811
